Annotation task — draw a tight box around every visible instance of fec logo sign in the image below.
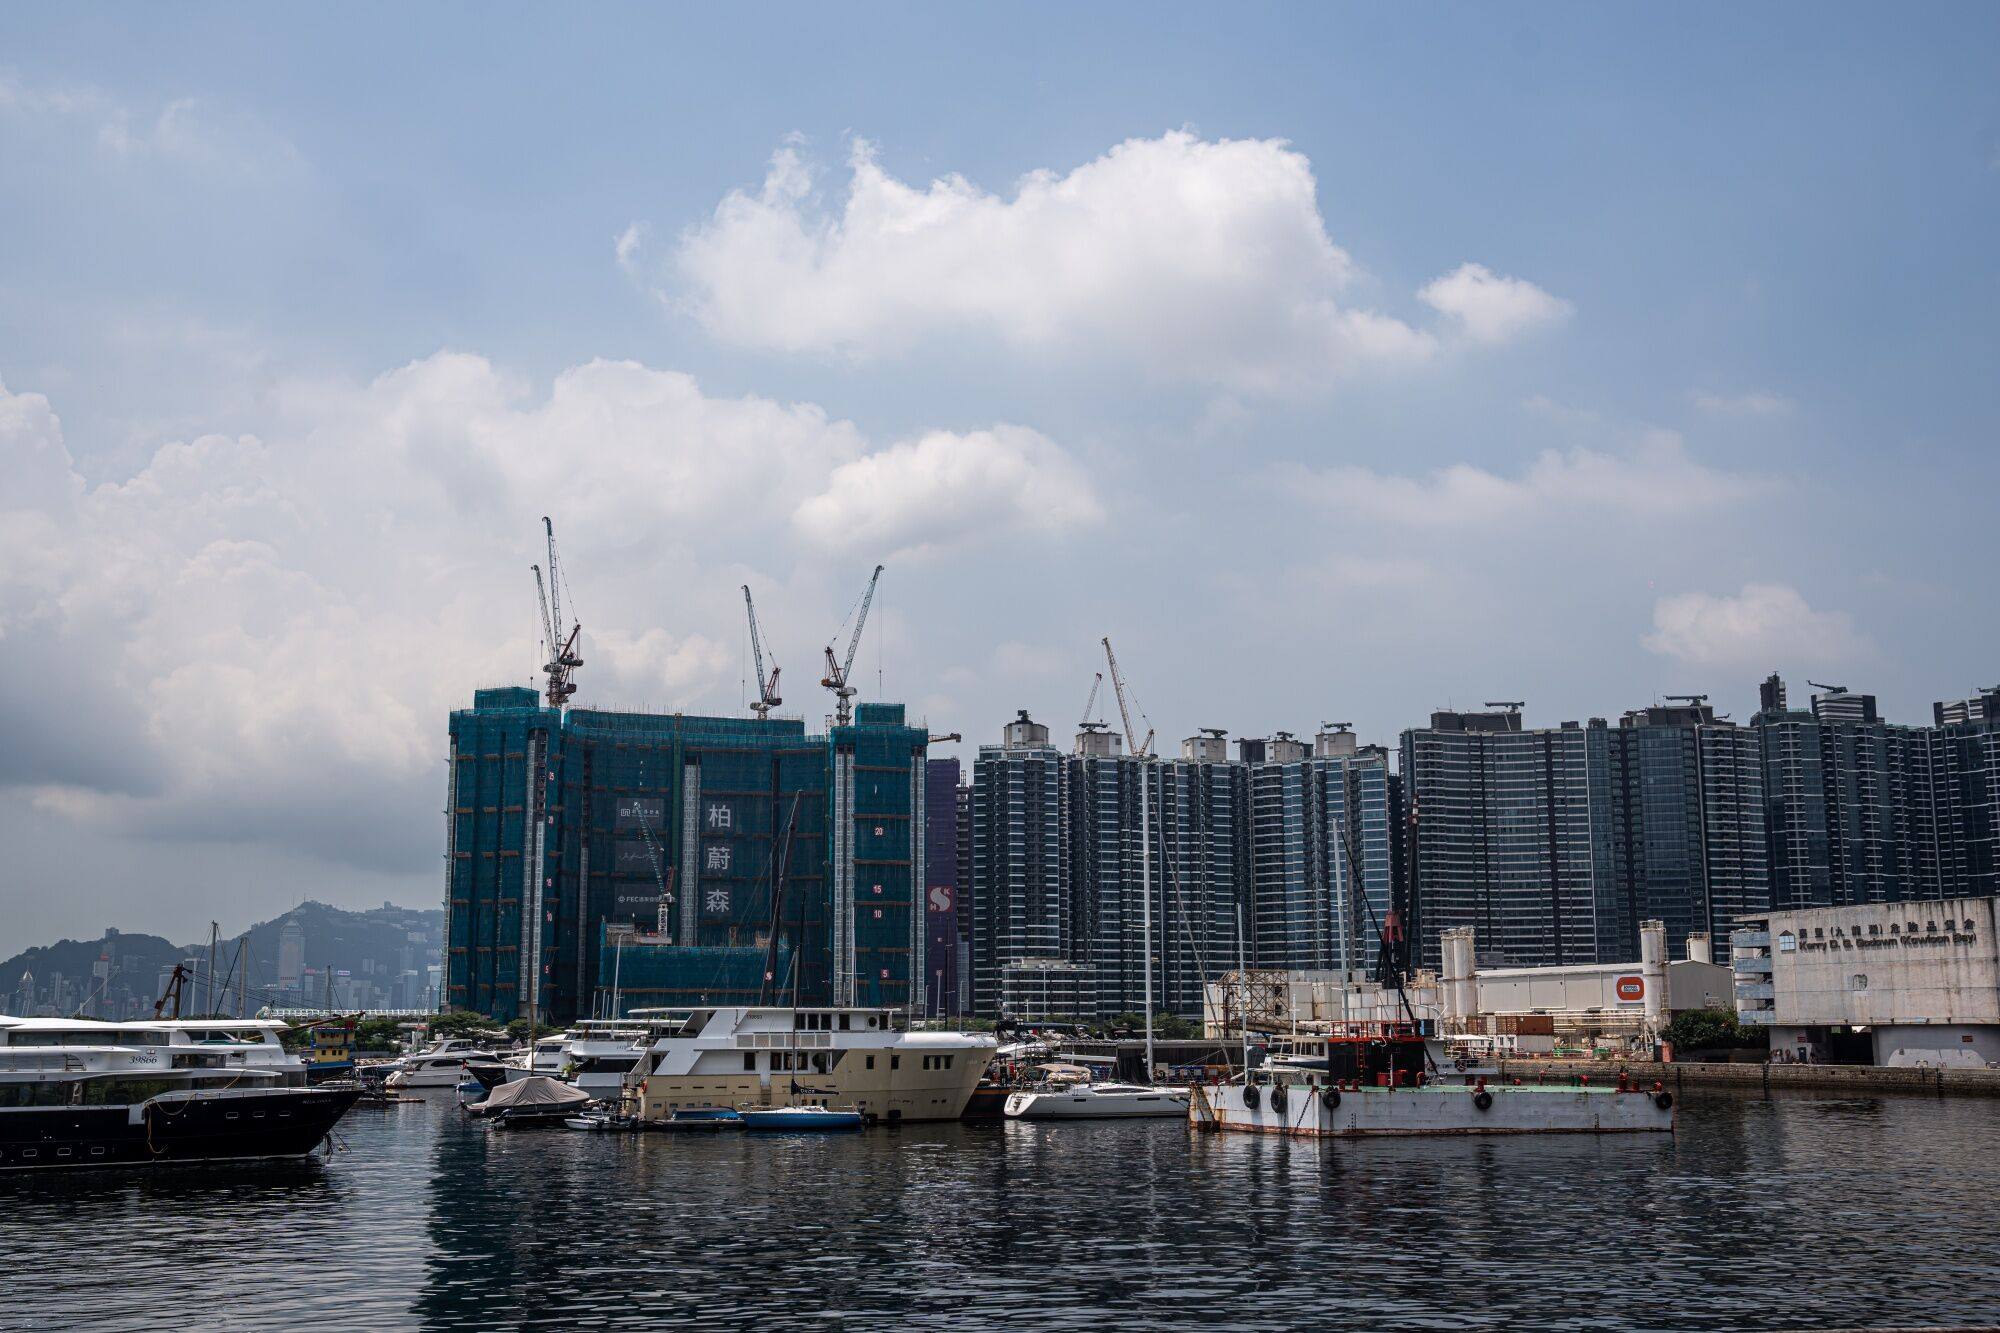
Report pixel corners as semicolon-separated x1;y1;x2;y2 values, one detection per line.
1614;975;1646;1004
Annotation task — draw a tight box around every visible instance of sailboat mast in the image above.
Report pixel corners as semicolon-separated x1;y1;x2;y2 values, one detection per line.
1140;755;1154;1082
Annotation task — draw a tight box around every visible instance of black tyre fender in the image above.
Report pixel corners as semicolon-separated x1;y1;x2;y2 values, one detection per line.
1242;1083;1260;1110
1654;1091;1674;1111
1321;1087;1340;1110
1472;1090;1494;1111
1270;1084;1288;1113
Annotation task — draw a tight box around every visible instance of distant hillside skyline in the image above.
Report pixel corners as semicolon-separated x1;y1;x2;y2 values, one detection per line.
1;899;443;1020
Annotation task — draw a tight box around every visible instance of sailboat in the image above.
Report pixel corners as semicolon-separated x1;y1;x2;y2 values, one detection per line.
1006;641;1190;1123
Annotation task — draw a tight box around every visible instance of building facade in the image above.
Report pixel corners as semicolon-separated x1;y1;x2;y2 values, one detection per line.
445;687;926;1024
1400;708;1611;973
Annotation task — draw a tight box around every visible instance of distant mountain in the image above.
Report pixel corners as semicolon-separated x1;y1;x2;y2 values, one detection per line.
1;900;443;1020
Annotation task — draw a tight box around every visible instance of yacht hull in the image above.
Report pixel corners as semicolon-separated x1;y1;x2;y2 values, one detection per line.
0;1086;361;1171
1191;1083;1674;1137
1004;1087;1191;1120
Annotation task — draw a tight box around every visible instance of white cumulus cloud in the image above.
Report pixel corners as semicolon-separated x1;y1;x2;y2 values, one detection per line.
793;424;1101;557
648;131;1563;392
1418;262;1573;344
1643;583;1867;668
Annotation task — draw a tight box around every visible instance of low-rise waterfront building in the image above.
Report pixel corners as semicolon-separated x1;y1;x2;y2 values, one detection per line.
1731;895;2000;1067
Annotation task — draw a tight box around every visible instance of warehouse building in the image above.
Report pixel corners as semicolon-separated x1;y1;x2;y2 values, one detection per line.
1731;895;1999;1067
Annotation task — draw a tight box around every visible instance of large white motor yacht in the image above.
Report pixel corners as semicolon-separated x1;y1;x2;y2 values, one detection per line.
384;1037;492;1089
632;1006;994;1124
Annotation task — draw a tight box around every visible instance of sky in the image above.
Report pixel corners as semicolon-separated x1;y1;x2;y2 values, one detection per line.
2;4;1997;954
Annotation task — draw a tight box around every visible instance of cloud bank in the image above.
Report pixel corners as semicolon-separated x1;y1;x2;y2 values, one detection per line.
0;360;1096;868
644;131;1568;392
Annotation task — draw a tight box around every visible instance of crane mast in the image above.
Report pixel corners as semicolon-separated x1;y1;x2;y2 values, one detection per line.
1101;637;1153;757
821;564;884;726
742;585;782;720
533;516;582;708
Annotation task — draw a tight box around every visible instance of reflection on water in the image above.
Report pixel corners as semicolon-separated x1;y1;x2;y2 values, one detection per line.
3;1088;1998;1330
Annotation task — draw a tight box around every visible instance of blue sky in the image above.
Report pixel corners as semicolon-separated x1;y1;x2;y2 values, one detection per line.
3;4;1997;949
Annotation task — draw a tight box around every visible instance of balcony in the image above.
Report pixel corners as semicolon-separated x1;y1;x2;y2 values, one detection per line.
1738;1009;1776;1025
1734;982;1774;1001
1730;930;1771;949
1733;955;1773;975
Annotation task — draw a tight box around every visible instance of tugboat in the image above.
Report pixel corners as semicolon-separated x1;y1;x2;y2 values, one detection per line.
0;1014;360;1171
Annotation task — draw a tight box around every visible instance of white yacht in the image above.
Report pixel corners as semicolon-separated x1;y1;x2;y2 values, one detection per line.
1003;1063;1190;1120
384;1038;493;1089
632;1006;994;1124
501;1033;573;1083
0;1015;358;1170
562;1021;653;1101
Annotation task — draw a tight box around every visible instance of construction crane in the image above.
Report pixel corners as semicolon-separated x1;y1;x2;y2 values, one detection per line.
1101;637;1154;758
928;732;962;744
1484;700;1525;712
1664;694;1710;705
637;820;676;939
1322;721;1353;732
1808;680;1848;695
742;585;782;721
1079;672;1104;727
820;564;884;726
532;516;583;709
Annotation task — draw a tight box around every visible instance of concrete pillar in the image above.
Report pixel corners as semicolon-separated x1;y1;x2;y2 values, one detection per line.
1639;919;1667;1025
1686;933;1712;965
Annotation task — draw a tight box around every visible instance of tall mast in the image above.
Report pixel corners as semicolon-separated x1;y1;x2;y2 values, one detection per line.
1102;637;1156;1083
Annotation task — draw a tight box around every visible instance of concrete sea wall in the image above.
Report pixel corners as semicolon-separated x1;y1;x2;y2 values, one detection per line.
1496;1059;2000;1099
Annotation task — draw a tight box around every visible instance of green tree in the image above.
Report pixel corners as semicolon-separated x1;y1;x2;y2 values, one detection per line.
1662;1006;1764;1052
429;1009;492;1039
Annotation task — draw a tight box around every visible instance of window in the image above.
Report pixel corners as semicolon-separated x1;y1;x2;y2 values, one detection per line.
866;1055;875;1070
1850;975;1869;991
744;1053;757;1072
891;1055;900;1071
839;1014;851;1031
944;1055;953;1069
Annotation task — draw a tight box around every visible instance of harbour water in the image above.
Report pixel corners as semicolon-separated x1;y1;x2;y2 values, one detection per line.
4;1089;1998;1330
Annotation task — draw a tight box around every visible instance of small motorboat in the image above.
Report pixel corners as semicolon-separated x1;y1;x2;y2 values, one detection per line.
465;1074;593;1127
738;1106;864;1132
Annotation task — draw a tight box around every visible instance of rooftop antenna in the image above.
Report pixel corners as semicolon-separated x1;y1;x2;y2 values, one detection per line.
821;565;884;727
742;585;782;721
532;517;583;709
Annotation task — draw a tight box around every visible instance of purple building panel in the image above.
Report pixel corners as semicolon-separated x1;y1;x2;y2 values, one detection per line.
925;757;961;1016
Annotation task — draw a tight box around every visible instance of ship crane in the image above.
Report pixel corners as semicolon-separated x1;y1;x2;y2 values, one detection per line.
532;516;583;709
742;585;782;721
820;564;884;727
